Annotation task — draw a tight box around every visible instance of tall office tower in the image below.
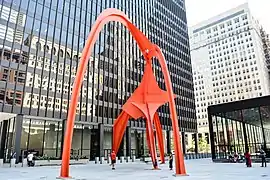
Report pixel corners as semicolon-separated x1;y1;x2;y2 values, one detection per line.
149;0;196;150
189;3;270;144
260;28;270;77
0;0;195;163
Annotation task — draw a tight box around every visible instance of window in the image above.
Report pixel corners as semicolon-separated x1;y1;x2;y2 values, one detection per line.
52;47;56;55
227;21;232;26
36;41;41;52
44;45;49;53
242;14;248;20
58;49;64;57
220;24;225;29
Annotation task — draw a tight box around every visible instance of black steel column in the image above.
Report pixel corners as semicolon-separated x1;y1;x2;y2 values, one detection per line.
60;119;66;158
141;131;145;156
126;126;131;157
194;133;198;154
166;130;171;154
208;112;216;159
258;108;267;150
224;114;231;152
134;130;138;157
181;132;186;154
0;120;8;159
98;123;104;158
14;114;23;163
241;111;249;152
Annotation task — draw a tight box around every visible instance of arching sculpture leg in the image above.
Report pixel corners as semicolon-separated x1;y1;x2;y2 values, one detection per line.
60;8;187;178
145;116;158;169
145;119;151;149
112;111;130;154
153;113;165;164
153;45;186;175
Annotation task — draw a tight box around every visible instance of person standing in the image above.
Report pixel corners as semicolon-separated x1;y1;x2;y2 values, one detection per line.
244;150;252;167
260;148;267;167
110;151;116;170
169;153;173;170
27;152;34;167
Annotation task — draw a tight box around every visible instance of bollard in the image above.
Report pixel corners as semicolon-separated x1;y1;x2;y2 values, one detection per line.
95;157;99;164
100;157;105;164
126;156;130;163
120;156;124;163
10;158;16;167
0;159;3;167
132;156;135;162
22;158;27;167
107;157;111;164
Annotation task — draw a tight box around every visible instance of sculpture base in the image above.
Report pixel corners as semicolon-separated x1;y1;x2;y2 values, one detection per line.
57;176;73;179
173;174;189;177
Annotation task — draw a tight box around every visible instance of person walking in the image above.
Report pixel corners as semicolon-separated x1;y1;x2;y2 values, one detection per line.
110;151;116;170
244;150;252;167
260;148;267;167
169;153;173;170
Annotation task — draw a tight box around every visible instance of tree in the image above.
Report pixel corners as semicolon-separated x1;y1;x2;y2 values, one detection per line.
198;138;210;153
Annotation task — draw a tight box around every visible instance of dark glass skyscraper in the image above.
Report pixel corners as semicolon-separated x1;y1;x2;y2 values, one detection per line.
0;0;195;162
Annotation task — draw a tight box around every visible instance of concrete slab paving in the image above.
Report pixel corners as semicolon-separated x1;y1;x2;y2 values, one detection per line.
0;159;269;180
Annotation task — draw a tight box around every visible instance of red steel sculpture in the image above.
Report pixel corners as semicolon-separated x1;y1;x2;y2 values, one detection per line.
60;8;186;178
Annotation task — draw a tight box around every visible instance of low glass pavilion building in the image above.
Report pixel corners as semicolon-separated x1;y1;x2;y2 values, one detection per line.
208;95;270;160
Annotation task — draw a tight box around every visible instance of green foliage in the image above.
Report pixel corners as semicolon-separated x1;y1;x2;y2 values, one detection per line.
198;138;210;153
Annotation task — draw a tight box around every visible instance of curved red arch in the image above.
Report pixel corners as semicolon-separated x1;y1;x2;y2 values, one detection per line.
60;8;186;178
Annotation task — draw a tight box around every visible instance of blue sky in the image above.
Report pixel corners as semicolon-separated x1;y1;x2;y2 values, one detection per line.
185;0;270;33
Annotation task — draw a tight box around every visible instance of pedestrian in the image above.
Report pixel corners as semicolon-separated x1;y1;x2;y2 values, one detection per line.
260;148;267;167
233;152;239;163
169;153;173;170
244;150;252;167
110;150;116;170
27;152;34;167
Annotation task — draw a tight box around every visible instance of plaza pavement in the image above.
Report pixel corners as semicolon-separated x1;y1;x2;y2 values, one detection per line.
0;159;269;180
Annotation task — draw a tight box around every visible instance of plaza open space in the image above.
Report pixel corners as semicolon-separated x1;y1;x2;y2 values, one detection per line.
0;159;269;180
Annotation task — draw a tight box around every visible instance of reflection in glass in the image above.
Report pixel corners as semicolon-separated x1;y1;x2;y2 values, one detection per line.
82;125;91;158
28;120;44;156
71;124;82;156
43;121;59;157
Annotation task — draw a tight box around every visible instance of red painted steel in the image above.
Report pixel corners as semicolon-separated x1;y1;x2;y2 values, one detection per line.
60;8;186;178
154;112;165;164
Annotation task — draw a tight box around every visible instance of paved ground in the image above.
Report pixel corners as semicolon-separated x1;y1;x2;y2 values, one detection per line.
0;159;270;180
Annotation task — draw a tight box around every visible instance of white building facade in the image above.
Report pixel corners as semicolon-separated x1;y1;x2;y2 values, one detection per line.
189;3;270;147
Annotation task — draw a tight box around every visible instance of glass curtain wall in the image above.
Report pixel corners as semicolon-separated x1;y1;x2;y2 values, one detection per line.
20;117;92;159
211;108;265;160
261;105;270;149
